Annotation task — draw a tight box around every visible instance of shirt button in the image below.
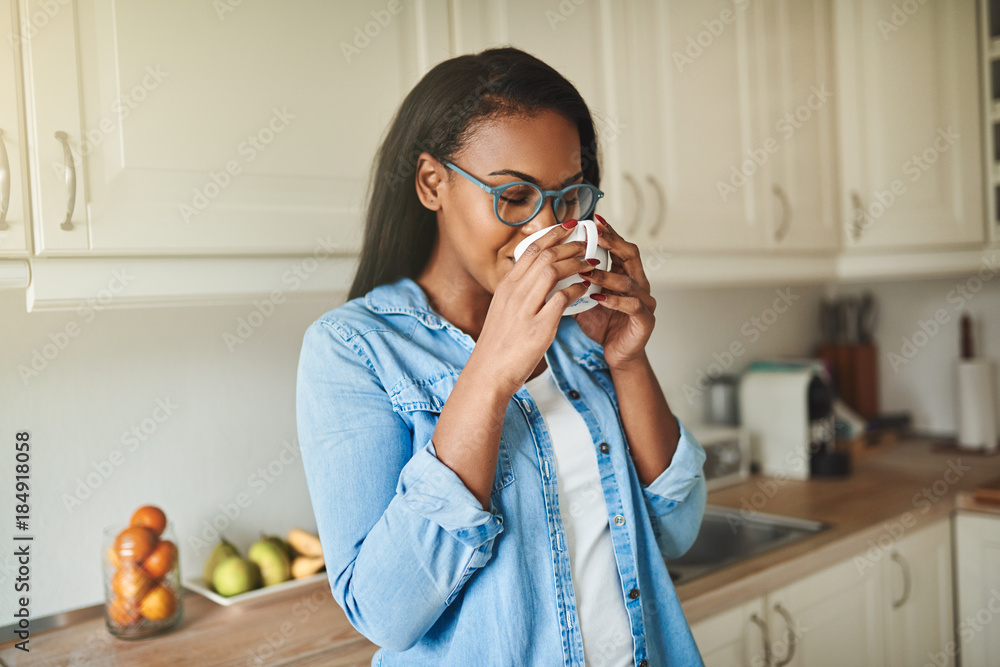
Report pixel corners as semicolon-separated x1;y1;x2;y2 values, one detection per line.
613;514;625;526
599;442;609;454
638;660;648;667
629;588;640;600
568;389;581;399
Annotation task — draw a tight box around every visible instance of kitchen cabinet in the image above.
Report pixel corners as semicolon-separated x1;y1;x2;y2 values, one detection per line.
833;0;985;250
766;552;884;666
690;554;883;666
954;511;1000;667
18;0;451;256
690;596;770;667
690;518;955;666
755;0;839;252
630;0;766;253
1;0;30;255
453;0;839;258
883;519;954;666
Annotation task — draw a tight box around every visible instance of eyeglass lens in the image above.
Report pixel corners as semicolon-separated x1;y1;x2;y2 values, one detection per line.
496;184;596;225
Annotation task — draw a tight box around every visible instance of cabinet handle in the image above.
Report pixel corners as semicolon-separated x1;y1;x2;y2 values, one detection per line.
891;551;912;609
749;612;772;666
623;172;644;235
0;129;9;231
647;174;665;237
772;603;797;667
54;131;76;231
850;190;864;242
772;184;791;243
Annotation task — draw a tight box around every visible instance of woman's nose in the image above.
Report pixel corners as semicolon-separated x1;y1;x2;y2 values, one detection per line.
519;201;561;237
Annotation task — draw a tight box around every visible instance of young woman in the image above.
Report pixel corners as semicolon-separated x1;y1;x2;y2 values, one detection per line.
296;47;706;666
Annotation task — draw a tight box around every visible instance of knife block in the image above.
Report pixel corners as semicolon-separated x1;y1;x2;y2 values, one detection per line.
817;343;879;420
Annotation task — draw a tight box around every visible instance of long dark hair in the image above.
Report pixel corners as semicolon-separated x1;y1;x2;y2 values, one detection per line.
347;47;601;301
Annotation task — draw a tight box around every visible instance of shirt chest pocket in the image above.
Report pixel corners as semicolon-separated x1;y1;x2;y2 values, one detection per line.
388;372;516;496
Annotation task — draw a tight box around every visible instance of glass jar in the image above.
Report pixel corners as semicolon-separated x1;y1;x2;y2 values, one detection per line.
102;521;183;639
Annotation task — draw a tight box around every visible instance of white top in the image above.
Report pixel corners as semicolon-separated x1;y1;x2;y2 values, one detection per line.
524;366;634;666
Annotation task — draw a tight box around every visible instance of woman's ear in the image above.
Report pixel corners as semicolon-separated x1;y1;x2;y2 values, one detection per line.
415;152;447;211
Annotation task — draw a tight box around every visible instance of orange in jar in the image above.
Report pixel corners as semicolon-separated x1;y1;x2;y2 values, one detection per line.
130;506;167;538
142;540;177;580
114;526;157;564
112;563;154;602
139;584;178;622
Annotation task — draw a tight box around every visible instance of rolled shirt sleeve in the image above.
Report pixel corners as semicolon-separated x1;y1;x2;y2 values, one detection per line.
640;416;707;559
296;320;503;652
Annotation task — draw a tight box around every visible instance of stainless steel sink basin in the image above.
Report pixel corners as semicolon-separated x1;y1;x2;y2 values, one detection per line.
665;506;830;586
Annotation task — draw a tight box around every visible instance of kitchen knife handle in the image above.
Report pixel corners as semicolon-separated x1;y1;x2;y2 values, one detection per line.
891;551;912;609
55;131;76;231
749;612;772;666
773;603;797;667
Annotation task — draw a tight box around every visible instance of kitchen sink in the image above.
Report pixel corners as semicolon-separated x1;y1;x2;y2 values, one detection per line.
665;506;830;586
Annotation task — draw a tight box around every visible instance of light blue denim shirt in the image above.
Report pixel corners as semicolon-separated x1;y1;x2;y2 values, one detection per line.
295;277;707;666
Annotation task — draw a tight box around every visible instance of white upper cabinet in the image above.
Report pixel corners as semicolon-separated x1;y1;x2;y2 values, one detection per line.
1;0;30;255
641;0;767;252
19;0;450;256
834;0;985;249
756;0;839;252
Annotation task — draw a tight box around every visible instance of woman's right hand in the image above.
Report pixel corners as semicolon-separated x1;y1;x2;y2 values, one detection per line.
473;220;596;397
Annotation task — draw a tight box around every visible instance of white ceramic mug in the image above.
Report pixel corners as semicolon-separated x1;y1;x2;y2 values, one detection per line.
512;219;611;315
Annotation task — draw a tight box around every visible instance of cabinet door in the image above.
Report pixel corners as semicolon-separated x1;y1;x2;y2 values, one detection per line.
0;0;30;255
768;554;884;666
758;0;839;252
833;0;984;249
690;597;770;667
20;0;450;255
883;519;954;666
449;0;629;227
955;512;1000;666
642;0;768;252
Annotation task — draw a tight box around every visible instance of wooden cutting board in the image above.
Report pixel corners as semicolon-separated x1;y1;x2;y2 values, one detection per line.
974;476;1000;504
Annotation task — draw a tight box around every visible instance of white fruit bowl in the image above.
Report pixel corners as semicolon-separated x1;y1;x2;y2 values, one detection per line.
183;572;327;606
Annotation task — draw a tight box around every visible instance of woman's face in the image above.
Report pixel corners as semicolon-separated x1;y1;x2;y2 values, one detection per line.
423;109;585;296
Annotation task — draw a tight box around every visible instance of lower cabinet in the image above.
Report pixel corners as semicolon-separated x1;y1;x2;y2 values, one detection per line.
690;597;770;667
689;517;953;667
954;511;1000;667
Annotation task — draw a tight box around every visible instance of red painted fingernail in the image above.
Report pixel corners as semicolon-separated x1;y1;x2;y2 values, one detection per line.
597;230;603;236
587;258;600;266
580;280;591;287
580;270;594;277
591;293;607;301
562;219;578;229
595;214;607;225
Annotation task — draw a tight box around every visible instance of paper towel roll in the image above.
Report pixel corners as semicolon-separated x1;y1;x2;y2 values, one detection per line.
956;359;1000;452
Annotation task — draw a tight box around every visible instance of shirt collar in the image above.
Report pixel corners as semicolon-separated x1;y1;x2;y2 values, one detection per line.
364;277;452;330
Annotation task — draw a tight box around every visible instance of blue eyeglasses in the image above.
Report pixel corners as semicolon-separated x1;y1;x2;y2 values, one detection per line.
444;162;603;226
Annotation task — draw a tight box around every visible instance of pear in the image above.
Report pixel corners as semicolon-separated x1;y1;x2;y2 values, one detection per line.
263;534;296;564
202;537;240;586
248;539;291;587
212;556;260;597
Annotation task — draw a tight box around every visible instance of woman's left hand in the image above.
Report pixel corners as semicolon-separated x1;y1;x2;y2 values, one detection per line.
572;214;656;369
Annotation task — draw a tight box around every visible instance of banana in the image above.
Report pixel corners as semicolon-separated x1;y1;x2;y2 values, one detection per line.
291;555;325;579
286;528;323;558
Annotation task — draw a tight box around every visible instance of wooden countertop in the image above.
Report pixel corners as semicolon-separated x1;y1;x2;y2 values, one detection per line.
2;437;998;665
